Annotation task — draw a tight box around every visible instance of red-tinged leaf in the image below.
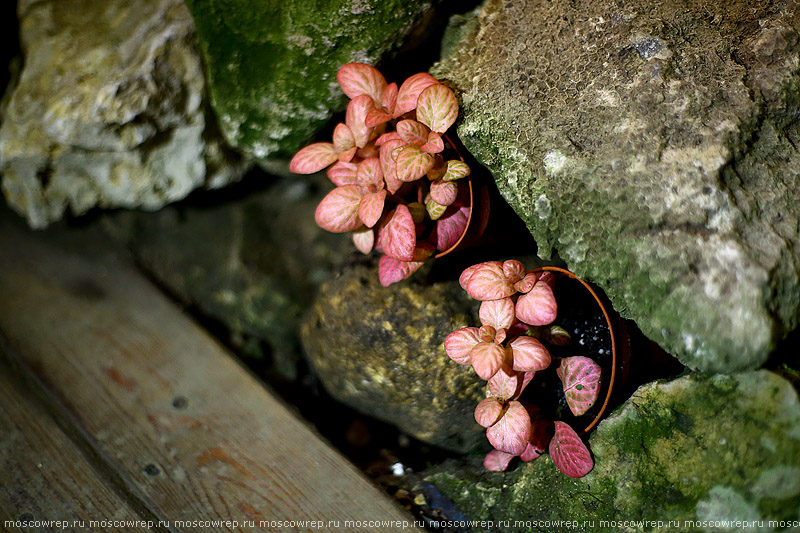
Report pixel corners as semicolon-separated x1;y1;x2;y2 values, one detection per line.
365;109;392;127
327;160;359;186
516;281;557;326
358;190;386;228
475;398;504;428
382;82;398;111
337;63;386;103
421;132;444;153
519;371;535;395
521;420;555;462
509;336;551;372
356;141;379;159
357;158;383;188
514;272;538;294
503;260;526;283
338;146;357;163
549;421;594;478
395;145;435;182
345;95;375;148
395;72;439;116
478;325;496;343
545;325;571;346
444;327;481;364
460;262;491;291
332;123;355;152
487;369;522;401
396;119;429;146
494;328;507;345
379;205;416;261
430;179;458;206
416;84;459;133
484;449;515;472
470;341;505;380
375;131;401;146
462;261;517;301
487;401;532;456
538;271;557;289
352;227;374;254
379;139;406;193
435;206;469;252
557;356;602;416
289;143;338;174
442;160;470;181
314;185;363;233
479;297;516;331
412;243;435;262
425;196;447;221
427;159;447;181
378;255;425;287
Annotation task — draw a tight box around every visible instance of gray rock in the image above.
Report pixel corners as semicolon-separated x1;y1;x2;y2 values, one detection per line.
432;0;800;372
300;259;487;452
0;0;247;229
423;371;800;531
105;175;351;379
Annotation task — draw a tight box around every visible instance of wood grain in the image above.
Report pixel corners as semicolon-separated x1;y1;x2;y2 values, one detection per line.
0;213;423;532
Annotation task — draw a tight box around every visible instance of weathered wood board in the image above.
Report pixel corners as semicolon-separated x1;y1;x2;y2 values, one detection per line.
0;211;423;532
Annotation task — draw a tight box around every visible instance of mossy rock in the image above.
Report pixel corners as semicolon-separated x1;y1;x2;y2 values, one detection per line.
423;371;800;532
184;0;439;163
433;0;800;372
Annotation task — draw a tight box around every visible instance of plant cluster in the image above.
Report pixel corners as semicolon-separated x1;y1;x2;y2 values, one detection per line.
290;63;472;286
445;260;601;477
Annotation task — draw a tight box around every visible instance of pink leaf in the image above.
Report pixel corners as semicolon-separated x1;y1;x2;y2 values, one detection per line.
358;190;386;228
474;398;504;428
356;142;379;160
445;326;481;365
338;146;357;163
375;132;401;146
516;281;557;326
357;158;383;188
332;123;355;152
514;272;538;294
487;370;523;401
416;84;459;133
430;180;458;206
289;143;338;174
381;82;398;111
421;132;444;154
378;255;424;287
314;185;363;233
479;298;516;331
394;72;439;116
378;205;416;261
442;160;470;181
557;356;602;416
365;109;393;128
508;336;551;372
549;421;593;478
352;227;374;254
434;206;469;252
327;161;359;186
502;260;526;283
394;145;435;182
459;263;488;291
469;341;505;380
484;449;516;472
425;196;447;221
520;420;554;462
462;261;517;301
487;401;531;456
345;95;376;148
337;63;387;104
379;139;406;194
396;119;429;146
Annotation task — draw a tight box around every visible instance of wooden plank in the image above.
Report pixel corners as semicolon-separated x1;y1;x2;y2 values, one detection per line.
0;355;152;532
0;212;423;532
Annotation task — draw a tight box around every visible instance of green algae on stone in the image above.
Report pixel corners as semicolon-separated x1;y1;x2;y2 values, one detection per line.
300;258;486;452
423;371;800;532
184;0;437;162
432;0;800;372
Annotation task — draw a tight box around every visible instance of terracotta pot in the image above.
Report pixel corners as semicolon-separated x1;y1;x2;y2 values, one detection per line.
531;266;631;434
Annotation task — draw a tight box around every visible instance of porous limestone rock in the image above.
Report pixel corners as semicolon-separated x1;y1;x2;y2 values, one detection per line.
432;0;800;372
300;259;487;452
183;0;438;162
422;371;800;531
0;0;246;229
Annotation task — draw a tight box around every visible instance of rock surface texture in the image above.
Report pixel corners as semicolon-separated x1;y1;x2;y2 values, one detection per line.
301;260;487;452
433;0;800;372
184;0;438;162
423;371;800;531
0;0;245;229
